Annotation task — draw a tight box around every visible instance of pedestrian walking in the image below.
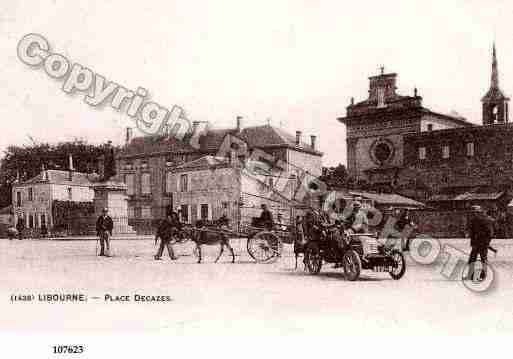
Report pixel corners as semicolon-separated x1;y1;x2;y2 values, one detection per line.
96;208;113;257
154;211;181;260
465;205;495;281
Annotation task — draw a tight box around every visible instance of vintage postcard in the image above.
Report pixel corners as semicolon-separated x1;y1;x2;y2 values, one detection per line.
1;0;511;357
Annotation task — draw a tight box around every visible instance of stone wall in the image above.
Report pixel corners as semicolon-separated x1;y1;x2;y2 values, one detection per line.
401;124;513;196
412;210;469;238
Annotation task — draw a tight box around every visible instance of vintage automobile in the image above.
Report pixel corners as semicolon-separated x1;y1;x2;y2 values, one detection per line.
304;221;406;281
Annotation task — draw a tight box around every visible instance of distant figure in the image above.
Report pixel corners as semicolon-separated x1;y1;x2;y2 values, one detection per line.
154;211;180;260
294;215;307;270
393;208;416;251
16;217;25;240
40;222;48;238
96;208;114;257
465;205;495;281
258;204;274;229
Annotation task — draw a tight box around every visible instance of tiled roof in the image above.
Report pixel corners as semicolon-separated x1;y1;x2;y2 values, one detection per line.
118;134;197;157
173;156;229;171
120;124;323;157
239;125;320;155
18;170;93;186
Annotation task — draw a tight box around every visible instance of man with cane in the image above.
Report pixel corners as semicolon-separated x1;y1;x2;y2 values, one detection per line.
96;208;114;257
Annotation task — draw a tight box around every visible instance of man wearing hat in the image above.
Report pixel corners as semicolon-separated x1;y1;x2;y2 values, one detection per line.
465;205;495;281
96;208;114;257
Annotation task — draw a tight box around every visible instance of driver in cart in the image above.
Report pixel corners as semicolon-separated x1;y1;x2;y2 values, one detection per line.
344;201;373;257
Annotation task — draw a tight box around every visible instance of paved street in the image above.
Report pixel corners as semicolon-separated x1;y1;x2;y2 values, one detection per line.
1;237;512;335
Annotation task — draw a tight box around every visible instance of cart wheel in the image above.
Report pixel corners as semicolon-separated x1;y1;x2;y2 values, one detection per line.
247;231;282;263
389;249;406;280
304;242;322;274
343;249;361;281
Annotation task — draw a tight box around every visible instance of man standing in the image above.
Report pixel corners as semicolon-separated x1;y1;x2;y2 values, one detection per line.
16;216;25;240
465;205;495;281
96;208;113;257
154;211;180;260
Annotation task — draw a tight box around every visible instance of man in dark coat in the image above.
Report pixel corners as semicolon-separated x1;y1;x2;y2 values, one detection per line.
258;204;274;229
465;205;495;281
154;211;181;260
96;208;114;257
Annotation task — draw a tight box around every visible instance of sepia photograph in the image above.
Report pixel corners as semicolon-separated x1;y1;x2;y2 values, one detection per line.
1;0;512;357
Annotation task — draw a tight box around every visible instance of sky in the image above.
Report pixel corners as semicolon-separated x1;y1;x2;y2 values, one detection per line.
1;0;512;166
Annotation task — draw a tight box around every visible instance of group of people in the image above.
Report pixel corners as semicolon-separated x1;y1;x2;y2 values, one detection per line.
93;200;495;281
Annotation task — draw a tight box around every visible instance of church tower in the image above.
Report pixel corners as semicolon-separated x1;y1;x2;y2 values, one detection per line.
482;43;510;125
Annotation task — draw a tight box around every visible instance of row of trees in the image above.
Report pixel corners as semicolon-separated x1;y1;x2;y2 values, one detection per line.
0;140;115;208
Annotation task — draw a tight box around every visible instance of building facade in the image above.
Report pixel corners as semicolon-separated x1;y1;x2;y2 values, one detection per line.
338;45;513;236
11;169;94;233
339;45;513;210
116;120;323;233
338;69;473;191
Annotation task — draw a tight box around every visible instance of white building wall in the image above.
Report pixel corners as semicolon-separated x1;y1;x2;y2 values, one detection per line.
420;115;466;132
51;184;94;202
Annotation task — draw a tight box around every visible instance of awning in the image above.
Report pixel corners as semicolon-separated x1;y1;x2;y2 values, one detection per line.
428;191;504;202
349;191;425;208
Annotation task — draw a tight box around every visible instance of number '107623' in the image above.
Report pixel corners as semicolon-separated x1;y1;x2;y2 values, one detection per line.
52;345;84;354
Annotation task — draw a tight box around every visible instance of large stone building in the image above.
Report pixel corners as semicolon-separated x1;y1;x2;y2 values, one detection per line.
339;45;513;213
167;155;301;231
116;119;323;232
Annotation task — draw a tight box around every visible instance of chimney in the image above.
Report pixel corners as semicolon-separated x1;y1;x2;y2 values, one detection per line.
236;116;243;132
126;127;133;144
41;164;48;181
295;131;302;146
310;135;317;150
68;154;74;181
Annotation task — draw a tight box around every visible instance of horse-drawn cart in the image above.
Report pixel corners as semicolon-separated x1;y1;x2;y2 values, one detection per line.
178;221;286;264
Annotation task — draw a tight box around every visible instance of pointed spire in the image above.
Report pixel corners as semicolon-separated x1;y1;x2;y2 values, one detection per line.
491;42;499;89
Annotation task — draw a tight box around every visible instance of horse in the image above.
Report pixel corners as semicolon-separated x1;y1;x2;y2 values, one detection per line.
191;219;235;264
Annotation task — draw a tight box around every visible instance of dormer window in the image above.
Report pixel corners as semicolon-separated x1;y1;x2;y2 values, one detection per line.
418;147;426;160
442;145;450;159
466;142;475;157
